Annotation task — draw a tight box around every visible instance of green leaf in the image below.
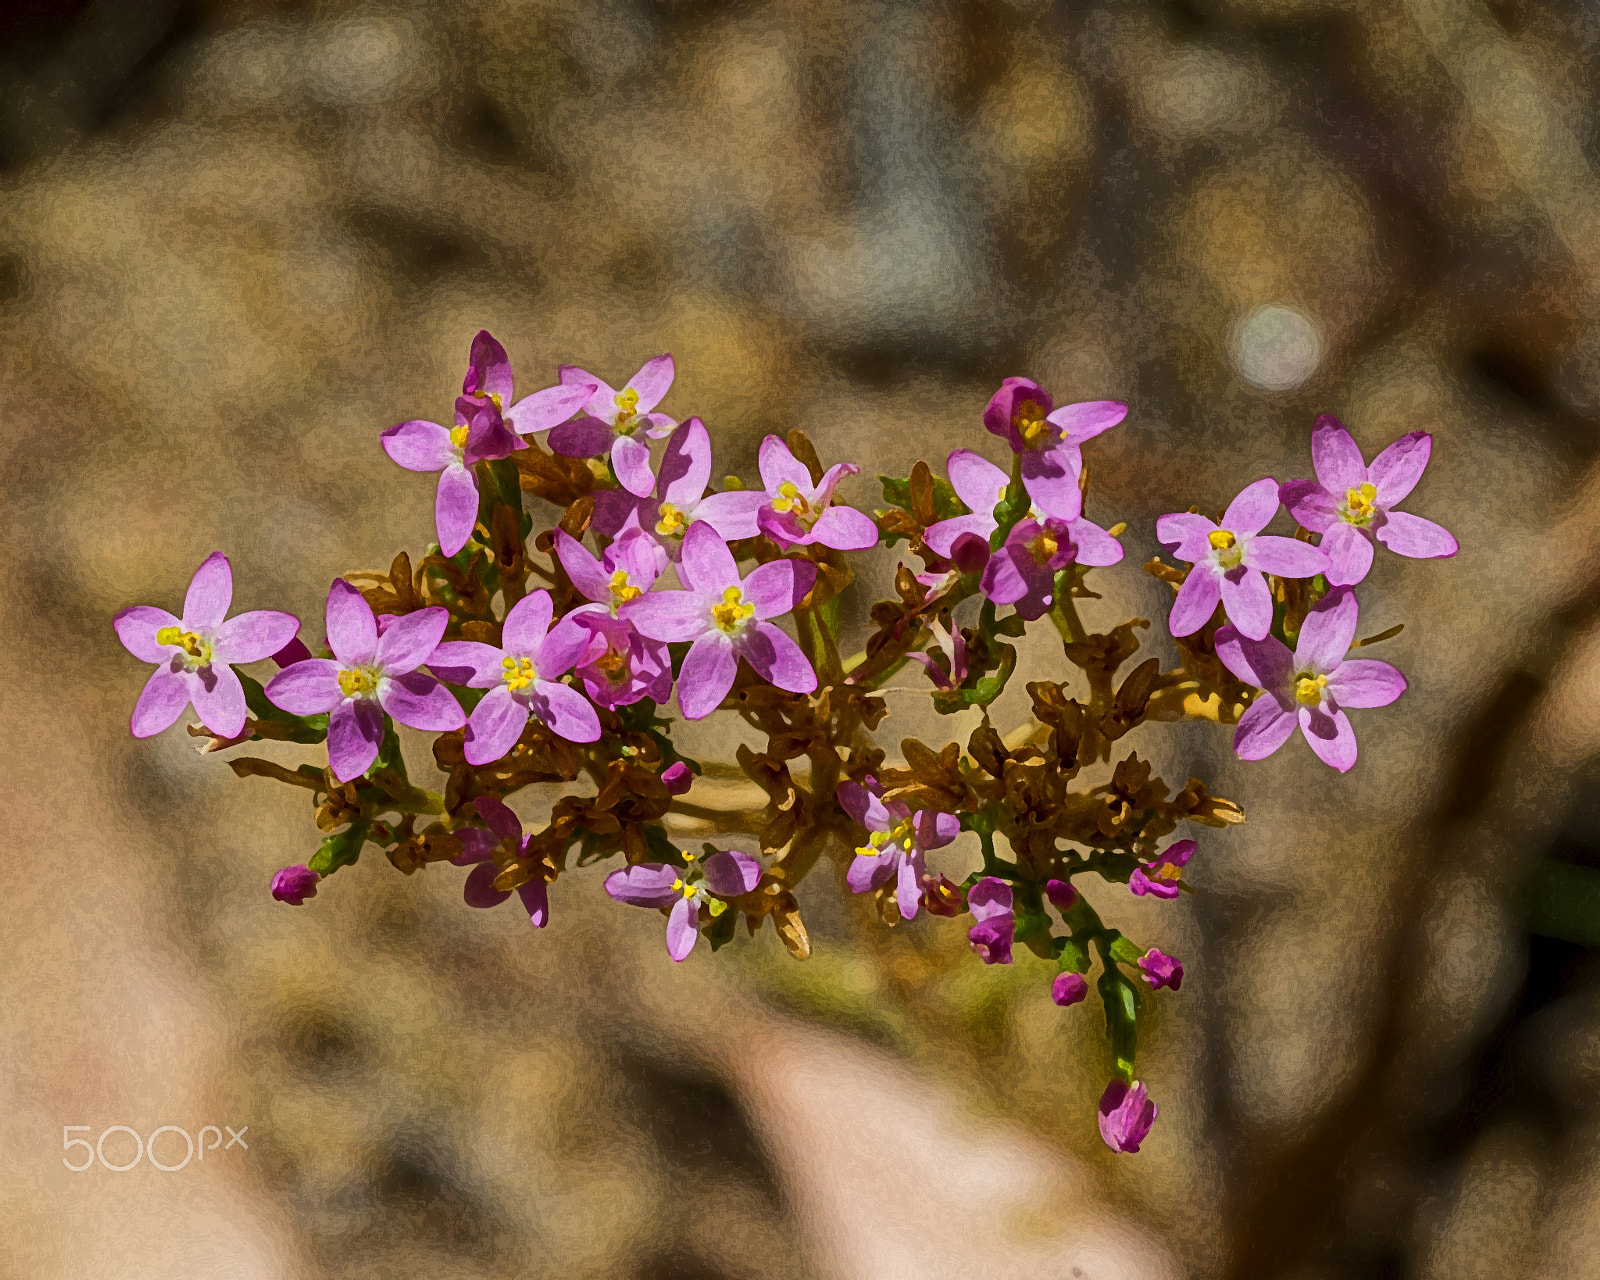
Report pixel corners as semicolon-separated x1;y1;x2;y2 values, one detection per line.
877;473;967;522
643;824;683;864
706;901;739;951
930;643;1016;714
308;818;371;877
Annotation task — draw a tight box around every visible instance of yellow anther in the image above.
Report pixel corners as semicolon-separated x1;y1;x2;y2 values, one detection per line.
502;655;537;692
1344;482;1378;524
608;569;642;604
1294;673;1328;706
670;877;684;892
856;844;880;858
773;479;812;516
596;645;629;682
1013;399;1053;447
338;668;378;698
1209;529;1237;551
613;387;640;434
708;897;728;917
156;627;212;664
469;388;504;412
1031;528;1059;565
450;424;470;449
655;503;687;537
711;585;755;634
680;881;698;899
1154;862;1183;882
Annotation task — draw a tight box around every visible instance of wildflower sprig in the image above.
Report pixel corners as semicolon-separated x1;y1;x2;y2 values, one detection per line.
114;334;1456;1154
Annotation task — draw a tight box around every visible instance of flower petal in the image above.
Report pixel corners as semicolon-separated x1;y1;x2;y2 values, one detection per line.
923;512;994;559
381;419;454;472
677;521;738;594
114;605;181;663
537;615;594;680
946;448;1010;514
704;850;762;896
1155;512;1219;563
625;354;675;413
474;794;523;843
465;330;514;404
1232;691;1298;760
265;658;344;714
559;365;618;415
325;579;377;665
379;671;464;731
435;463;480;558
189;662;247;738
896;850;924;920
1298;703;1358;772
426;641;503;688
529;679;601;742
464;685;530;765
1019;445;1082;515
213;610;300;665
1243;535;1328;580
622;590;711;643
1294;585;1359;673
692;489;766;541
1167;563;1221;637
464;861;512;908
1375;511;1458;560
1067;518;1124;568
659;417;712;508
807;504;880;551
1311;415;1368;493
605;862;682;907
612;434;656;498
678;631;738;718
738;621;816;694
327;698;385;783
665;895;699;961
182;551;233;633
555;530;611;604
968;876;1013;923
375;607;449;675
1368;431;1432;507
130;667;191;737
847;852;896;894
548;416;615;458
517;880;550;927
758;434;812;493
1278;480;1338;533
1046;399;1127;444
502;590;554;658
1320;521;1374;586
741;558;816;619
1214;626;1294;691
915;810;960;850
983;377;1052;449
1325;658;1406;708
505;381;594;435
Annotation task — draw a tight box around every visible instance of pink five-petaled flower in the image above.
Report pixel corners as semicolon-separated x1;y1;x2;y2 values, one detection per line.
604;849;762;962
1215;585;1405;773
265;581;464;782
981;463;1124;621
983;377;1127;510
924;449;1010;565
591;417;766;554
1156;476;1330;641
1129;839;1196;899
1138;948;1183;991
426;590;601;765
459;329;597;440
1098;1079;1158;1154
271;865;319;906
451;795;549;927
621;521;817;719
967;876;1016;965
550;354;677;480
1052;972;1089;1006
381;396;522;557
1279;415;1458;586
753;435;879;552
557;525;675;708
114;551;300;740
837;779;959;920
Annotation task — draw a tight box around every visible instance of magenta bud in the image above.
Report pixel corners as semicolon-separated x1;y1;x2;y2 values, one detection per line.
271;864;319;905
1138;947;1183;991
1051;971;1088;1006
1045;878;1077;911
950;531;990;575
271;636;313;668
1098;1079;1158;1154
661;761;694;795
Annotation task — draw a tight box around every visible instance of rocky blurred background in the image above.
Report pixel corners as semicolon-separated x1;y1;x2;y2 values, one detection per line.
2;0;1599;1276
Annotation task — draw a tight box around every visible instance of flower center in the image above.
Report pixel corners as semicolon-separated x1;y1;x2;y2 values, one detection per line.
1030;527;1060;565
711;585;755;634
155;626;213;667
1294;672;1328;706
1151;862;1184;884
856;818;915;858
1013;399;1055;448
338;667;380;699
608;569;642;606
469;389;504;412
613;388;640;435
771;481;815;525
450;424;470;449
1209;528;1243;569
501;655;537;692
655;503;687;537
1343;482;1378;525
596;644;630;683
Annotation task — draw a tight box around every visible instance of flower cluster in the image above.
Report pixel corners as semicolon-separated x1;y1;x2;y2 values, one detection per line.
114;335;1455;1155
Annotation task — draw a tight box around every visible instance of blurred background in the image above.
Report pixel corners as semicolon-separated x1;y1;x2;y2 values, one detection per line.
2;0;1598;1276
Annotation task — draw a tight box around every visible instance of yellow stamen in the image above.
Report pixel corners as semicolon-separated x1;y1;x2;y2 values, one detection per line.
856;844;879;858
1031;528;1059;565
338;667;378;698
596;645;629;683
155;626;212;664
1208;529;1236;550
1294;673;1328;706
609;569;642;604
679;881;698;899
1154;862;1183;882
655;503;687;537
772;480;813;521
613;387;640;435
450;424;470;449
711;585;755;634
1013;399;1054;447
502;655;537;692
469;389;504;412
1344;482;1378;525
670;877;684;892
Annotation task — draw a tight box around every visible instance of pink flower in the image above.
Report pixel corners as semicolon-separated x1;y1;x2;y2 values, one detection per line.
459;329;597;440
451;795;549;927
271;865;319;906
1052;972;1088;1006
381;396;521;557
981;471;1123;620
838;779;960;920
1156;476;1329;640
114;551;300;740
604;848;762;961
661;761;694;795
549;354;678;481
967;876;1015;964
982;377;1127;510
753;435;878;551
571;612;673;709
1129;839;1196;899
1279;416;1458;586
621;522;817;719
591;417;766;554
1215;585;1406;773
555;525;668;617
1138;948;1183;990
923;449;1009;562
426;590;601;764
1098;1079;1158;1154
265;581;464;782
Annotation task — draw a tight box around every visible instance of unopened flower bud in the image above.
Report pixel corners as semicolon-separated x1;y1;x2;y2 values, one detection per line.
1045;878;1077;911
1098;1079;1158;1154
920;872;964;916
271;865;319;906
950;531;990;575
1051;971;1088;1006
661;761;694;795
1138;947;1183;990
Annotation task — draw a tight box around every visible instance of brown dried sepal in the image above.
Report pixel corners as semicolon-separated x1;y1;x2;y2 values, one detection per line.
515;435;596;507
349;551;424;617
388;823;465;875
316;778;363;832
